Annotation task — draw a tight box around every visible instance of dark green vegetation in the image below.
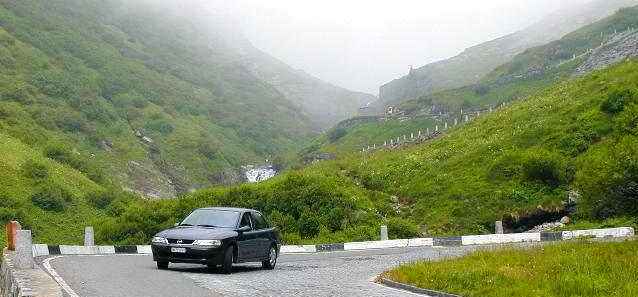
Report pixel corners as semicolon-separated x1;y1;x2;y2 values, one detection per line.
385;239;638;297
0;0;372;200
1;0;638;247
93;60;638;244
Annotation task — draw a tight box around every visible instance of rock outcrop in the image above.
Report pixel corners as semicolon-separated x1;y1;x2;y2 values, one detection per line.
379;0;638;105
575;30;638;75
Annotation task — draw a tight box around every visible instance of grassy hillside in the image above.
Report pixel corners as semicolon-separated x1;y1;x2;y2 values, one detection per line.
92;60;638;244
385;240;638;297
303;116;437;156
0;0;372;198
401;5;638;115
0;132;110;247
314;6;638;158
378;0;638;105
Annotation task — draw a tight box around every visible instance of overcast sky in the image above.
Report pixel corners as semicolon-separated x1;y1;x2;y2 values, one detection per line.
216;0;593;95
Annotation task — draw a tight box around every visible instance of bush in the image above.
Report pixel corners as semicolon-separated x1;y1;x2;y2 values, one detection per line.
327;127;347;143
521;150;566;187
298;211;321;239
31;182;74;212
86;190;117;209
22;159;49;180
601;88;636;114
268;210;297;234
387;217;420;239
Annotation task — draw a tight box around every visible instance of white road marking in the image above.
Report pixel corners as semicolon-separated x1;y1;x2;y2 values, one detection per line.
42;256;81;297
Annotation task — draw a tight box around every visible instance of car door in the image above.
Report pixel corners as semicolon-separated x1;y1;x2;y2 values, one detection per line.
236;212;258;261
249;211;271;258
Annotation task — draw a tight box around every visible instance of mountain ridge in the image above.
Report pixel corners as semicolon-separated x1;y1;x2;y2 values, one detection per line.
379;0;638;105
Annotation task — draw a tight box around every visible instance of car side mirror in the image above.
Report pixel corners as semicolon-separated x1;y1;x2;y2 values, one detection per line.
174;223;179;227
237;225;251;233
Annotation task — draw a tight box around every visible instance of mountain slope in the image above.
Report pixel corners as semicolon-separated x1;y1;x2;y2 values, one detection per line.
94;60;638;244
379;0;638;105
241;48;377;129
0;0;369;197
400;5;638;116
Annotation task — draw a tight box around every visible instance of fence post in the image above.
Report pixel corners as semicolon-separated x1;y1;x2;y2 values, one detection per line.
495;221;504;234
380;225;388;241
15;229;35;269
85;226;95;246
6;220;20;251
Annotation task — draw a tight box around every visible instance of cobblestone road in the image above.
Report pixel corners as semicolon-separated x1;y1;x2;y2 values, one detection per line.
46;247;472;297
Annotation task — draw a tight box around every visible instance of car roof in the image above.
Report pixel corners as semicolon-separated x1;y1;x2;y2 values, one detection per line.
197;207;256;213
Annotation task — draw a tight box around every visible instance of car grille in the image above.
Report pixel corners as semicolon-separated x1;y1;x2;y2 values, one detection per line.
167;238;195;244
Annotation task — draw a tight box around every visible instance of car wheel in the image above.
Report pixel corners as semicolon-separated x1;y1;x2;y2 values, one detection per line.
221;246;234;274
157;261;169;270
262;245;277;270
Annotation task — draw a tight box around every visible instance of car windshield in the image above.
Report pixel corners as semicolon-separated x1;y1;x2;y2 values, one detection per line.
179;209;240;228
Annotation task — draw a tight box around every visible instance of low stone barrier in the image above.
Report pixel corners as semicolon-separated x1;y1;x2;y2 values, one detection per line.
31;227;635;257
461;232;541;246
1;249;61;297
1;250;34;297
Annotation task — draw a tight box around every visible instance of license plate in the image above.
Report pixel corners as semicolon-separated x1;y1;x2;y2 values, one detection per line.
171;247;186;253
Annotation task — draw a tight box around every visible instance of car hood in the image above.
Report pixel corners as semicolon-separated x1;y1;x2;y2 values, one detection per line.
156;227;237;240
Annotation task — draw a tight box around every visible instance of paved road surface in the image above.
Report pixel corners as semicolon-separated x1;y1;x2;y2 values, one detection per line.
44;246;472;297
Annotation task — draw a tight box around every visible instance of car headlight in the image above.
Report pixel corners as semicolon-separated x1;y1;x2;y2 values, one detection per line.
192;240;222;247
152;237;168;244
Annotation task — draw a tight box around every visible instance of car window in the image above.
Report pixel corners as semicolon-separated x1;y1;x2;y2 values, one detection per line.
180;209;240;228
250;212;268;230
240;212;252;229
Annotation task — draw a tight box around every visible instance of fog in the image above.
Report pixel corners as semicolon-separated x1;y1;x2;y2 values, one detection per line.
183;1;595;95
231;0;601;94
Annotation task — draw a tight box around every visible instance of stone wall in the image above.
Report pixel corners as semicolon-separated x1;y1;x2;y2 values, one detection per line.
1;249;61;297
1;250;34;297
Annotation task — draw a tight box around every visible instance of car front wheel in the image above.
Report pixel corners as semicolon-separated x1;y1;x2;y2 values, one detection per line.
221;246;234;274
262;246;277;270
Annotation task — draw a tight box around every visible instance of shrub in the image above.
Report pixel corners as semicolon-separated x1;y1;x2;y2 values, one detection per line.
614;103;638;135
268;210;297;234
298;211;321;239
326;207;346;232
86;190;117;209
521;150;566;187
31;182;73;212
387;217;420;239
327;127;347;143
22;159;49;180
0;208;17;222
601;88;636;114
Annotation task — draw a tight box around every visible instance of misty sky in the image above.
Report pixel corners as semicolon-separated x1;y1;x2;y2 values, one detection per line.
218;0;594;95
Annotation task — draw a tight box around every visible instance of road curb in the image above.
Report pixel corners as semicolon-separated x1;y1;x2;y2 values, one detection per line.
378;277;461;297
32;227;635;257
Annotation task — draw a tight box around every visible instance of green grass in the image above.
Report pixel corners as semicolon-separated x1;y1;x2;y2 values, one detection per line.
400;6;638;116
0;0;318;197
385;239;638;297
307;116;437;155
0;132;107;247
94;60;638;245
